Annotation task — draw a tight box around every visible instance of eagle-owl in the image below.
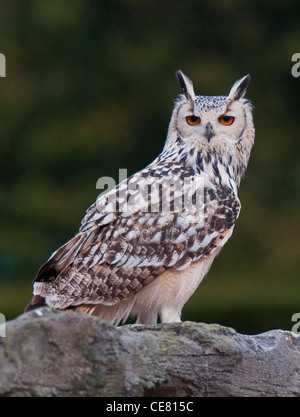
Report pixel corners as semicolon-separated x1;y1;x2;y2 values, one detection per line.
25;71;255;325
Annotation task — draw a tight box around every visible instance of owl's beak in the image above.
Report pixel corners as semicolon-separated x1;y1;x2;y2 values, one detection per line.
205;122;214;142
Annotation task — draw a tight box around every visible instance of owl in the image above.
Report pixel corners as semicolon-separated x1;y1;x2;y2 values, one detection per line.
25;71;255;325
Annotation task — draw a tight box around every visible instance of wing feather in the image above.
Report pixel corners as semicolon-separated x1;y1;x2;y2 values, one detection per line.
31;164;240;310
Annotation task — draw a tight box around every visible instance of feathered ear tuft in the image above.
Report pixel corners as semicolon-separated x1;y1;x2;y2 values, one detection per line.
228;74;251;101
175;70;195;101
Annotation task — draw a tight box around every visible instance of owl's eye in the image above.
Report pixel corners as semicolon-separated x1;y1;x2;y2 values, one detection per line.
186;115;201;126
219;115;235;126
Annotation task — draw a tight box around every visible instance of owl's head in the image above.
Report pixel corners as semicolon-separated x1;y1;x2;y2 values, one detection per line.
163;70;255;187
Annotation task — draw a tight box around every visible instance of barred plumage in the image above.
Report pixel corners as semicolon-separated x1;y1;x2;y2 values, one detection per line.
25;70;255;325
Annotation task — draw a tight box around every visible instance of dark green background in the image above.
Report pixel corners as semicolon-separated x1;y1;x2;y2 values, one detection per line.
1;0;299;334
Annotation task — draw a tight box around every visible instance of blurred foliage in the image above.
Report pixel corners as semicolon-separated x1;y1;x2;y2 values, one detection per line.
0;0;300;334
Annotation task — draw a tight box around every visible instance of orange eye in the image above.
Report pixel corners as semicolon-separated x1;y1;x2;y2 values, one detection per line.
219;115;235;126
186;115;201;126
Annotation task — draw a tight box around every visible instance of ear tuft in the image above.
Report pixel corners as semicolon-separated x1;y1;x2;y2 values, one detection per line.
228;74;251;101
175;70;195;101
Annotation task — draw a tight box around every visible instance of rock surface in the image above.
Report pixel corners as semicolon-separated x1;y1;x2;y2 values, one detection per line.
0;308;299;397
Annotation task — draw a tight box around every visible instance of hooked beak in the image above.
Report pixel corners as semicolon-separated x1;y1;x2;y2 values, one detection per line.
205;122;214;142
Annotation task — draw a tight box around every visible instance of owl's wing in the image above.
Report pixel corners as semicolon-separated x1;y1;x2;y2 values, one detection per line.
33;167;156;283
30;165;240;310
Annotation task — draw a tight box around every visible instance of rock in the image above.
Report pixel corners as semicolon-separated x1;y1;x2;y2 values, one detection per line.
0;308;299;397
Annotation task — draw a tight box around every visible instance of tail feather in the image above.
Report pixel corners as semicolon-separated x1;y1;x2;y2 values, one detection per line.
25;230;99;313
35;231;95;283
24;295;46;313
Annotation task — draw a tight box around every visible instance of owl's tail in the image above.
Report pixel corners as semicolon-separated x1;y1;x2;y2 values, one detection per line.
24;295;47;312
24;231;97;313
